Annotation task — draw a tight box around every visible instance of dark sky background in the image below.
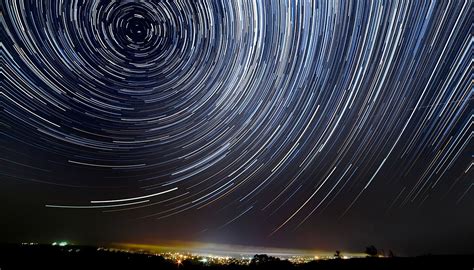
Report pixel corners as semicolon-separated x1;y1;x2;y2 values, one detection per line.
1;1;473;256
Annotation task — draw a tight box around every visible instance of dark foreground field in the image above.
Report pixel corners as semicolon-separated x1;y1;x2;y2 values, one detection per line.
0;244;472;270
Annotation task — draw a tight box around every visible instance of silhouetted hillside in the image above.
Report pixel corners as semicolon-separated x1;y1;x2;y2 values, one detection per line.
0;244;472;270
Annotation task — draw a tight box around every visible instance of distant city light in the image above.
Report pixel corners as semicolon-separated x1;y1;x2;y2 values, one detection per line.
52;241;68;246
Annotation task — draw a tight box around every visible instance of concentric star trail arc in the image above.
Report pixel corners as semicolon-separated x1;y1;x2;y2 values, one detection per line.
1;0;472;237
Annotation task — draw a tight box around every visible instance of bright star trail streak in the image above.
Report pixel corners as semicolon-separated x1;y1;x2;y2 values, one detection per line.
0;0;472;248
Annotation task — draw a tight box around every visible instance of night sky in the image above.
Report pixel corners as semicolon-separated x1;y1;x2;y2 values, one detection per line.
1;0;473;256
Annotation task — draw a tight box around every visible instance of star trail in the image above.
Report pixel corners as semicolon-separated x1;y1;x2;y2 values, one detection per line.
1;0;472;255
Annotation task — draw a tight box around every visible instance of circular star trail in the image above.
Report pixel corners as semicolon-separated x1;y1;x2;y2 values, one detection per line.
1;0;472;236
